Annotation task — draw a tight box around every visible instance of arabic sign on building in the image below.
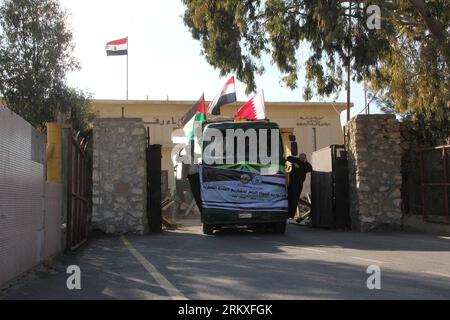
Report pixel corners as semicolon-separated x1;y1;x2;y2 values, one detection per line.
145;117;179;126
296;117;331;127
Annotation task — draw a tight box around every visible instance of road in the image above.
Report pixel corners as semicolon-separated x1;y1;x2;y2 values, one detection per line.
2;222;450;300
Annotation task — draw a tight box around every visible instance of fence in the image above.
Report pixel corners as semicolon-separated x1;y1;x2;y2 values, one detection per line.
66;131;90;251
403;144;450;224
418;145;449;222
0;106;62;288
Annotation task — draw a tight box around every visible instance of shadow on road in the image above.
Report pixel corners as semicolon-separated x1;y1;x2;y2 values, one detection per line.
2;226;450;300
169;224;450;253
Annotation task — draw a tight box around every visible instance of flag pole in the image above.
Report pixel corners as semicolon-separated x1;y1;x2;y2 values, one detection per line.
261;89;267;120
126;36;129;100
233;76;239;114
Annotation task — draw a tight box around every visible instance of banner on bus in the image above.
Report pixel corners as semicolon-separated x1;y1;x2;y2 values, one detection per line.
199;165;288;211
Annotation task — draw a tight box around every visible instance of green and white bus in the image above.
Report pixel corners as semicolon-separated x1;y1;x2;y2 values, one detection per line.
188;119;298;235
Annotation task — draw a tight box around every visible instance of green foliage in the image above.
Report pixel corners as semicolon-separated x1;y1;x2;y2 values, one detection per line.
375;93;449;146
182;0;449;145
368;1;450;145
0;0;92;132
408;108;450;146
53;86;95;134
182;0;391;96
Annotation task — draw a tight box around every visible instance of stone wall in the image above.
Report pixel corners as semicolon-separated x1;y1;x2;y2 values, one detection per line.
346;114;403;231
92;118;148;234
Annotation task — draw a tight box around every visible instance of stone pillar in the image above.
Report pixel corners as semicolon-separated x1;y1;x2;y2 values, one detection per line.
346;114;402;231
92;118;148;234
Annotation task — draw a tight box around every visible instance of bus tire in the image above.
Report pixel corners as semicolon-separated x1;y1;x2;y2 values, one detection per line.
203;223;214;235
273;221;286;234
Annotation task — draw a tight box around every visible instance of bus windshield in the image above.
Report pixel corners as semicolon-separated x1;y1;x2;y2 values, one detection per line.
202;122;286;173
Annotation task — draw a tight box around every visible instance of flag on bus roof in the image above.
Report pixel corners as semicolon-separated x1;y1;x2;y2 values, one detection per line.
105;37;128;56
207;76;237;115
179;94;206;140
234;91;266;120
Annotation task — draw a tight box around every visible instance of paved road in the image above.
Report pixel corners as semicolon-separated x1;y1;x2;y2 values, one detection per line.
2;223;450;299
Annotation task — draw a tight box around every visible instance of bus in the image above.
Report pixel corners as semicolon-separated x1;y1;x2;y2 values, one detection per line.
188;119;298;235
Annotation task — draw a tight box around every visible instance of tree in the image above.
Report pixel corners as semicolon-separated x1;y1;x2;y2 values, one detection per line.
52;86;95;134
182;0;449;144
182;0;394;97
369;1;449;145
0;0;92;131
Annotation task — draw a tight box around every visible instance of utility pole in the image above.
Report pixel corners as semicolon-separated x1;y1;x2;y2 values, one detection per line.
126;36;129;100
364;80;369;115
346;0;352;123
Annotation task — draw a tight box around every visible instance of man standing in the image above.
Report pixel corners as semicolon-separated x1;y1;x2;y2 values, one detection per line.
286;153;312;218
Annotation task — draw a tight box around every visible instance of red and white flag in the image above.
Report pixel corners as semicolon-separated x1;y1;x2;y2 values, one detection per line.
234;91;266;120
105;37;128;56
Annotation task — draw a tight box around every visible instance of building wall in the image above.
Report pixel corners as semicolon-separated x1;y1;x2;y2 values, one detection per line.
92;118;148;234
43;183;63;261
0;106;62;288
92;100;346;196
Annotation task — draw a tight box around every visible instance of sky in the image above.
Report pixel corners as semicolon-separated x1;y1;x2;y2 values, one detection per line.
60;0;379;124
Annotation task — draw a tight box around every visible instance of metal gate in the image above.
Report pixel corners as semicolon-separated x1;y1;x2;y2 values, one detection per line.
66;131;90;250
311;145;350;229
146;143;162;233
418;145;449;223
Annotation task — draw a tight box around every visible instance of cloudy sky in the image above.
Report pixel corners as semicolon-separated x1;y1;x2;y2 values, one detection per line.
60;0;376;122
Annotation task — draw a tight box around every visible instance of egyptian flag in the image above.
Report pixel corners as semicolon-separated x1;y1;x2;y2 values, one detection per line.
207;76;237;115
178;94;206;140
234;91;266;120
105;38;128;56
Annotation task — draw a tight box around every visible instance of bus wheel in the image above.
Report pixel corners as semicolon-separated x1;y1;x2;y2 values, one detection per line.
203;223;214;235
273;222;286;234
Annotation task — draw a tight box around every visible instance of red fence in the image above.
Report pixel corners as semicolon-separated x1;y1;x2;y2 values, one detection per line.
66;131;90;251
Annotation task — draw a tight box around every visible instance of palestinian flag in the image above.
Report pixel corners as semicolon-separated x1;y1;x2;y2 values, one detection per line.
178;94;206;140
105;37;128;56
207;76;237;115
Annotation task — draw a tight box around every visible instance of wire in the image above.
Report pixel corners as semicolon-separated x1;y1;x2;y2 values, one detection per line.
330;101;341;116
356;90;379;115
